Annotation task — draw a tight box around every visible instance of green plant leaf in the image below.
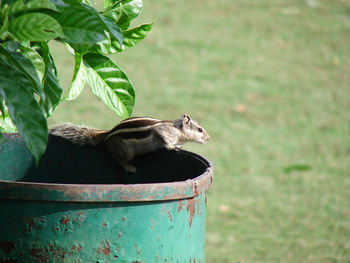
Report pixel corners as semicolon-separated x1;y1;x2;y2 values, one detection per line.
103;0;142;31
86;33;113;54
79;3;123;47
0;10;9;40
7;0;57;15
65;52;86;100
99;14;123;46
0;95;6;121
37;41;50;85
8;12;64;41
0;58;48;164
41;50;62;116
51;5;105;44
121;23;153;50
20;45;45;83
0;45;45;100
87;23;152;55
103;0;117;9
26;41;62;116
120;0;142;21
65;42;91;54
106;23;153;53
105;0;142;21
41;64;62;116
83;53;134;118
2;40;21;52
104;3;129;30
52;0;122;45
115;8;130;30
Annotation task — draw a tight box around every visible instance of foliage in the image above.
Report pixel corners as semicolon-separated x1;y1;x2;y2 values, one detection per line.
0;0;152;163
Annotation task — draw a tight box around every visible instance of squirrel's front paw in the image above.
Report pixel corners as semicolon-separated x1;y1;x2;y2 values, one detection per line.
174;145;182;151
117;161;136;173
124;164;136;173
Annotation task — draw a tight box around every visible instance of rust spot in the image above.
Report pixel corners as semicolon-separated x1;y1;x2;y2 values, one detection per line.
167;211;172;223
0;241;15;254
150;219;155;229
177;200;183;212
60;216;69;225
187;197;196;227
102;246;110;256
74;212;85;224
97;242;110;256
194;181;199;196
30;248;39;257
132;261;140;263
70;244;81;252
30;245;67;262
48;244;66;260
28;219;34;232
117;233;122;239
121;217;126;221
134;244;141;255
102;222;107;227
21;217;34;232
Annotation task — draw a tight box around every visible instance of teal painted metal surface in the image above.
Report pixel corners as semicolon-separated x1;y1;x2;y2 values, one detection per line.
0;134;213;262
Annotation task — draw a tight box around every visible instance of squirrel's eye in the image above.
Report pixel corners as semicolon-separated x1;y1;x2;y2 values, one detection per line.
198;128;203;132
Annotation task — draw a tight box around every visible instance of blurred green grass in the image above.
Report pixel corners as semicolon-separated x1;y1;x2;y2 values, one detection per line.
49;0;350;262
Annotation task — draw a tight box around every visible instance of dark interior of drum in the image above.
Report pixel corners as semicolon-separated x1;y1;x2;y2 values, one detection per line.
0;134;210;184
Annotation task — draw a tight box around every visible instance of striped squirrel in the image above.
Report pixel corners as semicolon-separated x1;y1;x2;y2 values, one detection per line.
50;114;210;172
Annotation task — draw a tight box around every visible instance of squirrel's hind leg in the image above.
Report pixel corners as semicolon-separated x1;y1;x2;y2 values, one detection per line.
104;137;136;173
111;153;136;173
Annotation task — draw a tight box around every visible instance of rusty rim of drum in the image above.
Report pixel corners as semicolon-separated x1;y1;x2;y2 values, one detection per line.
0;151;213;202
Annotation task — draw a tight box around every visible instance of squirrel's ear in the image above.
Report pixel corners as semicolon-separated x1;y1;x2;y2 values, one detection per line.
182;114;191;126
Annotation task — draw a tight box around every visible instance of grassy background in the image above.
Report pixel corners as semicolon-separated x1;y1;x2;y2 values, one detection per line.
48;0;350;262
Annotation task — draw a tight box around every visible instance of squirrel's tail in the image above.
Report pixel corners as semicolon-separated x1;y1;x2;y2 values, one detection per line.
49;123;107;146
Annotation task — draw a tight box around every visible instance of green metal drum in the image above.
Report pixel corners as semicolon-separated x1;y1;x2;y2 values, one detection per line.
0;134;213;262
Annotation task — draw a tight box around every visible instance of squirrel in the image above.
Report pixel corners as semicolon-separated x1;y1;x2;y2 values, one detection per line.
49;114;210;172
